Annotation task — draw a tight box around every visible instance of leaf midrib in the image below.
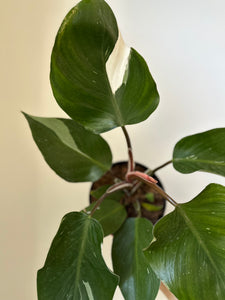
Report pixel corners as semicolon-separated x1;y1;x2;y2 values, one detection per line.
134;219;140;299
63;138;108;170
30;116;109;171
73;216;91;298
50;125;108;171
174;158;225;167
177;205;224;284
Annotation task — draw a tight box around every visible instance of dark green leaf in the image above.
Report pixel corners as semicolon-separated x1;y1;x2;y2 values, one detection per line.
91;185;124;202
145;184;225;300
50;0;159;133
23;113;112;182
37;212;118;300
173;128;225;176
112;218;160;300
84;199;127;236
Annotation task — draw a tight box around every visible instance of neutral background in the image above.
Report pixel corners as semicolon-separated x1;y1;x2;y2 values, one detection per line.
1;0;225;299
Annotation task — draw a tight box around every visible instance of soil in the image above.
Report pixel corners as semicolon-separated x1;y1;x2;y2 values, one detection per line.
90;162;166;224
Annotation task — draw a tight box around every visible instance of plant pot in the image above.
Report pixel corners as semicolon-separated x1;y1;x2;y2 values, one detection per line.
90;161;166;224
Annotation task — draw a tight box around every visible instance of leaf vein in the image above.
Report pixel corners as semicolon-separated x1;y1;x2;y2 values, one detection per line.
178;206;224;285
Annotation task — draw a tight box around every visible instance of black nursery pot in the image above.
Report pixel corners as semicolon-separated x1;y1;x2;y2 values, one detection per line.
90;161;166;225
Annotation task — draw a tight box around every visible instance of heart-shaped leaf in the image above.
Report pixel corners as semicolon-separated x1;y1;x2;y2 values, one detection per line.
50;0;159;133
145;184;225;300
112;218;160;300
24;113;112;182
37;212;119;300
173;128;225;176
84;199;127;236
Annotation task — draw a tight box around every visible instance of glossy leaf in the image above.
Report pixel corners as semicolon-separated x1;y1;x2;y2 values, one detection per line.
37;212;119;300
84;199;127;236
50;0;159;133
24;113;112;182
145;184;225;300
112;218;160;300
173;128;225;176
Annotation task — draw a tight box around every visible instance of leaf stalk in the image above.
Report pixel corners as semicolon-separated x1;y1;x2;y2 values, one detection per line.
122;126;135;172
90;181;132;216
131;160;172;194
127;171;178;207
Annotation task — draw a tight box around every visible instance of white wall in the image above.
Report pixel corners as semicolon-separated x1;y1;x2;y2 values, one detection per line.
1;0;225;299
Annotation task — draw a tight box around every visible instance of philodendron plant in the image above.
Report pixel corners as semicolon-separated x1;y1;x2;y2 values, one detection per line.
24;0;225;299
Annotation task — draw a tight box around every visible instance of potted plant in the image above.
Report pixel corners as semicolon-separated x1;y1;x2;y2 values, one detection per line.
23;0;225;299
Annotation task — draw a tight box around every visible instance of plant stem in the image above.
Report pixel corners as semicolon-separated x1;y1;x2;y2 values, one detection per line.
148;160;172;174
90;181;132;217
90;193;108;217
131;160;172;194
160;282;178;300
121;126;135;172
133;200;142;217
130;180;142;195
121;125;132;149
150;184;178;207
127;171;178;207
